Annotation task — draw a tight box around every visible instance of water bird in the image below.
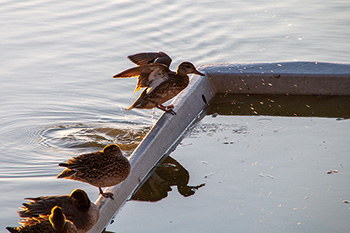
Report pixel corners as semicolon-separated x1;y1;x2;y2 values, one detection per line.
18;189;98;233
57;144;131;199
113;52;205;115
7;206;77;233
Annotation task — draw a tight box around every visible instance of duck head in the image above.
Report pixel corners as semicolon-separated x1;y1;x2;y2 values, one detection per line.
103;144;122;155
49;206;66;233
70;189;91;210
177;62;205;76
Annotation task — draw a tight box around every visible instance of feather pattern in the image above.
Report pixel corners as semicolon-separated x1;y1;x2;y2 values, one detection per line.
18;189;98;233
128;51;172;67
114;63;170;92
57;144;130;199
7;206;77;233
113;52;205;114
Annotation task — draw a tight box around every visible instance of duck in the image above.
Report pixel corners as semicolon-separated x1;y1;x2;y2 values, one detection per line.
113;52;205;115
7;206;77;233
57;144;130;199
18;189;98;233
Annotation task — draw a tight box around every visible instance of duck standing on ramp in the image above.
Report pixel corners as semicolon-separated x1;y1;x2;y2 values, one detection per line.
113;52;205;115
57;144;130;200
18;189;99;233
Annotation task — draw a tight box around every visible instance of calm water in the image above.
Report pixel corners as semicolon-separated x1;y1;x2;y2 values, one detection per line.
0;0;349;231
114;115;350;233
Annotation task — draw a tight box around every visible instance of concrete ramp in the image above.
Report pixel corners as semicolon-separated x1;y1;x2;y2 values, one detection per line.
88;62;350;232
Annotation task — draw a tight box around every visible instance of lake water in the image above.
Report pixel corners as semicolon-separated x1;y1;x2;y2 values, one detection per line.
115;114;350;233
0;0;349;231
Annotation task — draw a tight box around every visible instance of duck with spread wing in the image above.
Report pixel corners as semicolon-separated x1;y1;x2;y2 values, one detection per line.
113;52;205;115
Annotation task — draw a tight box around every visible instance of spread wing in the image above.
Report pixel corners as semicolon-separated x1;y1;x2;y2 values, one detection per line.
112;66;141;78
113;64;171;92
19;215;49;226
19;195;69;217
128;52;172;67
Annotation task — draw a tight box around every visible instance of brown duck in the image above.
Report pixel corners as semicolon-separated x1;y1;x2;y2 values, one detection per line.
113;52;205;115
18;189;98;233
7;206;77;233
57;144;130;199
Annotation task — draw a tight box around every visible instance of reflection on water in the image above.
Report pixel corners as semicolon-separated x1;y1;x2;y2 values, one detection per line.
0;123;149;179
131;156;205;202
208;94;350;118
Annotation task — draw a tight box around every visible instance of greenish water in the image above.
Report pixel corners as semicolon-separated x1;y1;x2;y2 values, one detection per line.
113;114;350;233
108;94;350;232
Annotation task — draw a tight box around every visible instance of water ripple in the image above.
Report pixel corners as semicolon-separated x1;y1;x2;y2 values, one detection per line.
37;123;149;153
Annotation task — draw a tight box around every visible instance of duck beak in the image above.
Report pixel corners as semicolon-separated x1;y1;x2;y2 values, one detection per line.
195;70;205;76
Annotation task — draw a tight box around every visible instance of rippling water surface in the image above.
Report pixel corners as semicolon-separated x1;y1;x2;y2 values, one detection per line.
0;0;349;231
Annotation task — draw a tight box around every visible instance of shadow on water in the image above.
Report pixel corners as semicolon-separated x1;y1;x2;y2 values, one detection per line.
100;155;204;232
207;94;350;118
131;156;205;202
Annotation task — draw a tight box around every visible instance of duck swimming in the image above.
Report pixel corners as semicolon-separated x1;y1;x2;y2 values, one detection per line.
18;189;98;233
57;144;130;200
7;206;77;233
113;52;205;115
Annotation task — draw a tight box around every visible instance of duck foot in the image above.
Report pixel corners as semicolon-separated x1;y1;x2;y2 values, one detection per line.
99;187;114;200
191;183;206;190
157;104;176;115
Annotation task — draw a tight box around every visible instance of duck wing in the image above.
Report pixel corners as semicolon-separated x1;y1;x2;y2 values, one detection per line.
58;151;101;173
113;64;171;92
19;215;49;226
128;52;172;67
112;66;141;78
146;69;176;94
7;219;54;233
19;195;70;217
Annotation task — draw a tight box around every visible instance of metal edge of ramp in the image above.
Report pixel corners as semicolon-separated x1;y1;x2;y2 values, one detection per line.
88;72;215;232
88;61;350;232
202;61;350;95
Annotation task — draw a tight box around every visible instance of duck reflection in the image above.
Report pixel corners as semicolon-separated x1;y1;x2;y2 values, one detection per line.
131;156;205;202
